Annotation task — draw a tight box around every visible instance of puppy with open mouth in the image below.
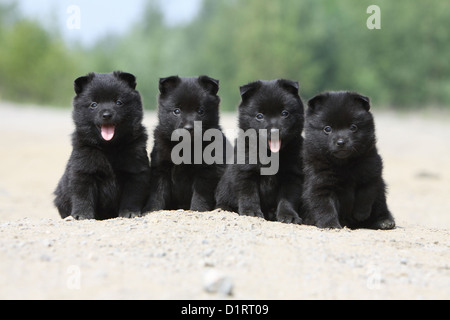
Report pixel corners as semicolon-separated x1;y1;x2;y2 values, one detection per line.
54;71;151;220
216;79;305;224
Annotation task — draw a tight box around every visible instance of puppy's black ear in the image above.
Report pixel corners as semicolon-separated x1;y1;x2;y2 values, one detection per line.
352;93;371;111
307;93;327;113
159;76;181;95
74;73;95;95
114;71;137;90
240;81;262;102
198;76;219;95
278;79;300;96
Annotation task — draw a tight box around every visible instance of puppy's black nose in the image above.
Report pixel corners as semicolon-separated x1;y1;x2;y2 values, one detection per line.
184;124;194;131
102;111;113;120
336;139;346;147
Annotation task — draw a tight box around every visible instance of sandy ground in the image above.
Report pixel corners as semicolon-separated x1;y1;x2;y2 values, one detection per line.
0;102;449;300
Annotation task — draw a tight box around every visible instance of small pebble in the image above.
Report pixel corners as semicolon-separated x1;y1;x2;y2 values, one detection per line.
203;269;233;296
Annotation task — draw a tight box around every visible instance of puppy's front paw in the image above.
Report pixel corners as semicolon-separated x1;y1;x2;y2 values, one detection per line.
72;210;95;220
315;215;342;229
276;207;302;225
372;217;396;230
239;208;264;219
119;210;142;219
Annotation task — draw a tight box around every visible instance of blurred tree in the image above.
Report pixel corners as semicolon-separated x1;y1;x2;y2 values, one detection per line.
0;18;78;105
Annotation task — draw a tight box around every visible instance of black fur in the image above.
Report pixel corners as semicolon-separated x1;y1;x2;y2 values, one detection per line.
302;91;395;229
215;79;304;224
54;71;151;220
144;75;229;212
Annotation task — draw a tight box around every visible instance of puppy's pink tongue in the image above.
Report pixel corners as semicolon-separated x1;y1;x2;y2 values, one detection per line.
101;125;115;141
269;139;281;153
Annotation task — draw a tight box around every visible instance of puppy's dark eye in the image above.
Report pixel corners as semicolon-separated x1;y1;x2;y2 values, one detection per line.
173;108;181;116
197;108;205;115
281;110;290;118
350;124;358;132
90;102;98;109
256;113;264;121
116;100;123;106
323;126;332;134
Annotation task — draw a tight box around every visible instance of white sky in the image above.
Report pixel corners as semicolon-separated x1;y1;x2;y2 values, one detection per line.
16;0;202;46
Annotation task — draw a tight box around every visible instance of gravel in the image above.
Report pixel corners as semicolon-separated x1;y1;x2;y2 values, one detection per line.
0;104;449;300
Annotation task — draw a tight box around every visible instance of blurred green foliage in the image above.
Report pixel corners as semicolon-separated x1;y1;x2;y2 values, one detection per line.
0;0;449;110
0;2;78;105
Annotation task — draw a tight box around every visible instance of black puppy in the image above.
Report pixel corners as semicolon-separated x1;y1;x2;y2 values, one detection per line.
302;91;395;229
54;71;151;220
144;75;229;212
215;79;304;224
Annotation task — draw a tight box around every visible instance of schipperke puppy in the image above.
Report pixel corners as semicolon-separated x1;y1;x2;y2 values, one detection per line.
215;79;304;224
54;71;151;220
302;91;395;229
144;75;229;212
